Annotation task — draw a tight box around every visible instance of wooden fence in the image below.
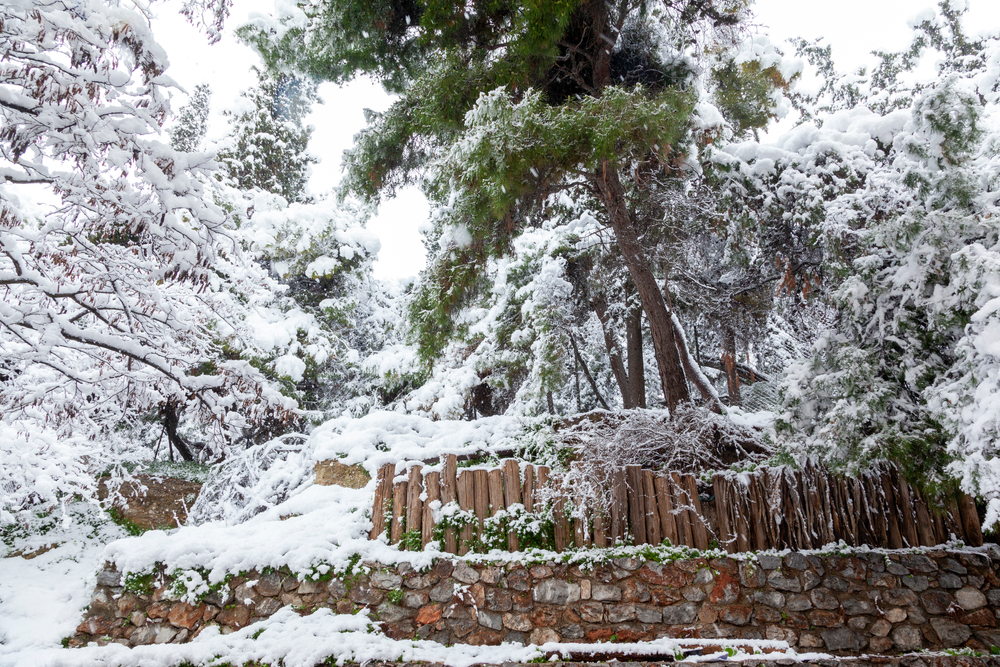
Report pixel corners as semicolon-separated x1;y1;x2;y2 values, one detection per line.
369;457;983;553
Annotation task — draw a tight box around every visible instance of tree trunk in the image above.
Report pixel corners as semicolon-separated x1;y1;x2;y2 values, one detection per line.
722;326;741;406
161;402;195;462
626;302;646;408
592;297;633;408
671;312;724;413
595;161;690;411
569;333;611;410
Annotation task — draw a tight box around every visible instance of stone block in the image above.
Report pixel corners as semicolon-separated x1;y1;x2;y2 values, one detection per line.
314;460;370;488
558;624;583;640
842;598;874;616
921;589;954;615
681;586;706;602
416;604;443;625
502;612;532;632
216;604;252;629
578;601;603;623
370;571;402;590
891;624;922;651
377;602;411;623
255;598;281;616
529;627;560;645
870;619;891;637
787;594;812;612
938;573;963;589
636;604;662;623
533;579;580;604
507;569;531;591
662;602;698;625
808;610;844;628
881;587;918;607
477;610;502;631
930;617;973;647
822;627;864;652
403;591;428;608
606;603;636;623
767;570;802;592
257;572;282;597
722;604;752;626
430;581;455;603
902;575;928;592
810;588;839;610
453;563;480;584
955;587;987;610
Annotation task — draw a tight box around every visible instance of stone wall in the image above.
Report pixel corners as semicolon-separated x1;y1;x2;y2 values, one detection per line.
73;547;1000;656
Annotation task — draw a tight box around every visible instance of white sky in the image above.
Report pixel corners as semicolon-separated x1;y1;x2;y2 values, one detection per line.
152;0;1000;280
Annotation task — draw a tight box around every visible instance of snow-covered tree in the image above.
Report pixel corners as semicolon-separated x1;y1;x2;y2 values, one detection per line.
218;68;318;204
770;3;1000;527
170;83;212;153
0;0;294;486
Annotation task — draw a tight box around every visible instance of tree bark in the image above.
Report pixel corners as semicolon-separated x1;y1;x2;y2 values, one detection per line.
569;333;611;410
626;302;646;408
594;161;690;411
161;402;195;462
722;326;741;406
592;297;633;408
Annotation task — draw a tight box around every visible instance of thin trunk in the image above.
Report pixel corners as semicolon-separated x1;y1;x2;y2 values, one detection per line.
671;312;724;413
625;302;646;408
569;333;611;410
161;403;195;462
722;326;741;406
546;391;556;415
592;297;633;408
595;161;690;411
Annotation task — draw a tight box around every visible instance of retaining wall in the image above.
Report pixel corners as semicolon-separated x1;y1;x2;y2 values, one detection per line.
73;547;1000;656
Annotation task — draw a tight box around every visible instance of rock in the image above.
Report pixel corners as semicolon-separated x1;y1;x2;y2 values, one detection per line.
416;604;443;625
868;572;897;588
755;590;785;609
507;569;531;591
785;553;808;570
467;628;503;646
808;610;844;627
477;610;502;631
559;624;583;640
823;575;851;592
130;611;146;626
722;604;752;626
377;602;411;623
891;625;922;651
370;571;402;590
944;558;968;575
216;604;252;629
756;606;782;624
870;636;893;653
900;554;937;573
881;587;918;607
607;603;636;623
167;602;205;629
955;587;987;610
314;460;370;488
884;607;906;623
430;581;455;603
589;583;620;602
802;570;822;591
502;612;532;632
579;601;603;623
757;555;782;570
532;579;580;605
505;631;527;645
871;619;892;637
529;627;560;645
739;561;766;587
349;583;384;606
154;625;179;644
453;563;480;584
959;608;996;627
810;588;840;610
613;558;642;571
403;591;429;608
939;573;963;589
147;602;172;620
768;570;802;592
96;569;122;587
404;574;436;589
930;617;973;647
988;589;1000;607
842;598;874;616
886;562;909;575
98;475;201;530
480;566;502;585
77;616;116;636
130;625;157;645
902;575;929;592
662;602;698;625
203;588;232;607
257;572;282;597
709;572;740;605
255;598;281;616
822;627;864;652
921;590;955;615
297;579;323;595
787;594;813;612
639;563;688;587
529;565;553;579
799;633;824;649
327;579;347;599
681;586;706;602
636;605;662;623
693;568;714;585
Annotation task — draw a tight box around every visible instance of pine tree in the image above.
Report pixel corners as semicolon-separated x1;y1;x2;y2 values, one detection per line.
218;68;318;204
170;83;212;152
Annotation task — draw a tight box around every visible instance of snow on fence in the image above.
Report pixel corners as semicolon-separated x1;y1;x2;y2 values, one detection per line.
369;457;983;553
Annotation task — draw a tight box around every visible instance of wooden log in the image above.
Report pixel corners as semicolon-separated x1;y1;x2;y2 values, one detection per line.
369;463;395;540
503;459;522;552
893;469;919;548
643;470;661;546
441;455;459;554
535;466;550;506
626;465;647;545
878;473;903;549
488;469;504;517
593;509;608;548
472;469;490;542
711;474;734;553
391;480;408;544
913;489;936;547
456;471;474;555
683;474;708;550
553;494;570;552
958;494;984;547
423;471;441;547
573;499;587;548
406;465;424;547
670;472;694;548
656;474;679;547
747;473;768;551
522;465;535;512
610;468;628;544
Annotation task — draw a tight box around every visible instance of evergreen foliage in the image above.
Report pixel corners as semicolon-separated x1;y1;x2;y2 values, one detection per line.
170;83;213;153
